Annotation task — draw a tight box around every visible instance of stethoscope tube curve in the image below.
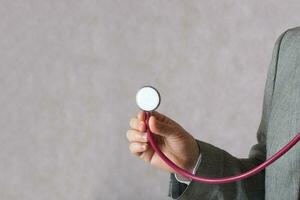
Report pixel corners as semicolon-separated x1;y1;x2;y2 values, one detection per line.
145;112;300;184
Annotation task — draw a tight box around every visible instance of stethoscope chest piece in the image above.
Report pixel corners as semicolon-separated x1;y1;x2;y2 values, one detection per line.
136;86;160;111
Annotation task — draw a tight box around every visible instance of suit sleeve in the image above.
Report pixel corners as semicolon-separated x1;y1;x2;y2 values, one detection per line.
168;30;289;200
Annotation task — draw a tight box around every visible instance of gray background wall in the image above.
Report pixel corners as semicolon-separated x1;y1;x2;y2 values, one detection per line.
0;1;299;199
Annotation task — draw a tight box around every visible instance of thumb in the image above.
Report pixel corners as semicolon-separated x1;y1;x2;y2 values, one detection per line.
148;116;174;137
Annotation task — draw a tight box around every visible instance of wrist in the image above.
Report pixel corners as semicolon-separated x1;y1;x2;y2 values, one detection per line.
175;152;202;184
185;139;200;172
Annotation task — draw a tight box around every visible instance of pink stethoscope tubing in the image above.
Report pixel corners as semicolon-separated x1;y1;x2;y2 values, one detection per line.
145;112;300;184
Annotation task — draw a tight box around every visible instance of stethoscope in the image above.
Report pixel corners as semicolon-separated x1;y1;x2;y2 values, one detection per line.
135;86;300;184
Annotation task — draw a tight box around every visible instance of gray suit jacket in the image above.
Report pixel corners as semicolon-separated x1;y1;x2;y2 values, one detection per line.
169;27;300;200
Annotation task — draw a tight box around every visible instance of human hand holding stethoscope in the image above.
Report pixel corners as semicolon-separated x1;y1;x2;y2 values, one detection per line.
128;86;300;184
127;110;200;174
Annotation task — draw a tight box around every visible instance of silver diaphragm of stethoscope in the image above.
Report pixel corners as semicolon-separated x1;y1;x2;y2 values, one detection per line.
136;86;161;111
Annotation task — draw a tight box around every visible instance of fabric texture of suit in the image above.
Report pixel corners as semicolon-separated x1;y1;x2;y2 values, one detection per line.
168;27;300;200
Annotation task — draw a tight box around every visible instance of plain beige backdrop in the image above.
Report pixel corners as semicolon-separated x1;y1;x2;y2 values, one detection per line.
0;1;299;200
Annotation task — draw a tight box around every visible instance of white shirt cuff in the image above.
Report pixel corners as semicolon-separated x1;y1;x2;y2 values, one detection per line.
174;153;202;185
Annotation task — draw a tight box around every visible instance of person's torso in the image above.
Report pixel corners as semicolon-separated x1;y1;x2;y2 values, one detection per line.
265;27;300;200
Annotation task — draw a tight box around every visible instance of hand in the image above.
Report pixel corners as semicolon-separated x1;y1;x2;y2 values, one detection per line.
126;111;200;173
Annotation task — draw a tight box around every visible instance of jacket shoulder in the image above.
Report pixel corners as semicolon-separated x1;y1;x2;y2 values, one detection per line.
285;26;300;36
280;26;300;48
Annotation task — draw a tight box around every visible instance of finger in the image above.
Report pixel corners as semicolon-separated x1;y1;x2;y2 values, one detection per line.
148;116;174;137
129;142;149;155
126;130;148;142
129;117;145;132
139;148;154;163
151;111;175;125
137;111;145;121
